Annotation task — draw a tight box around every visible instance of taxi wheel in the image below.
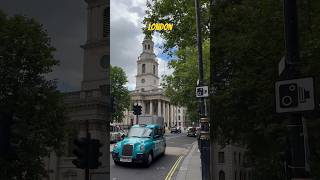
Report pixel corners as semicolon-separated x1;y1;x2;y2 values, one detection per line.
144;152;153;167
114;160;121;166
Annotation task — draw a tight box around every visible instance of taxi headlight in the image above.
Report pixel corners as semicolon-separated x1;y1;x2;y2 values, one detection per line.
140;144;145;151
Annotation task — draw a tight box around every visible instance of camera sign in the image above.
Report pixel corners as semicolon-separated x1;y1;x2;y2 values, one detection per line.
196;86;209;98
275;77;315;113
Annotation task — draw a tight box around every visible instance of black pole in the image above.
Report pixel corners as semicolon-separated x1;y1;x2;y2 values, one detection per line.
195;0;210;180
85;120;90;180
209;0;216;179
283;0;310;179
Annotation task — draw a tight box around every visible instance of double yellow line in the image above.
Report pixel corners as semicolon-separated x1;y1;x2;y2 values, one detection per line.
164;155;183;180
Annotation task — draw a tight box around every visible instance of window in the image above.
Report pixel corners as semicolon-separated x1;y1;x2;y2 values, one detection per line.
103;8;110;38
218;152;225;163
178;116;180;120
144;44;147;50
179;122;181;126
153;65;156;74
234;152;237;164
219;171;225;180
100;55;109;69
178;109;180;113
239;153;241;165
141;88;144;91
142;64;146;73
141;79;145;83
148;44;150;49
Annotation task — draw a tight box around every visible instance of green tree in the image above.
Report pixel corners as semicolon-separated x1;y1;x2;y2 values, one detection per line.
162;40;210;125
146;0;320;179
111;66;130;123
0;11;66;179
144;0;210;53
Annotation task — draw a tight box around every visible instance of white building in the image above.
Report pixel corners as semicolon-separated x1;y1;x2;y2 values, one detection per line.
123;35;188;131
212;143;253;180
44;0;110;179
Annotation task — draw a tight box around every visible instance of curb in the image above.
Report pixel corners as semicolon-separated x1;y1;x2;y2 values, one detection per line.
174;141;198;180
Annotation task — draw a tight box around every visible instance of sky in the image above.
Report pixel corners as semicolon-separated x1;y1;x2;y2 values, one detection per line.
0;0;173;92
110;0;173;91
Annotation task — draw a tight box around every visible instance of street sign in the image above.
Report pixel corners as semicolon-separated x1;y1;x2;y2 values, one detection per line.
196;86;209;98
275;77;315;113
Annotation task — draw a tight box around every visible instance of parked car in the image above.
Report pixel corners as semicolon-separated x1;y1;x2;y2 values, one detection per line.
112;124;166;167
186;127;197;137
170;127;181;133
110;125;126;143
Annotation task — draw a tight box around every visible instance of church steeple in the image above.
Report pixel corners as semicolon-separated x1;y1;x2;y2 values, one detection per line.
135;35;159;92
142;35;154;54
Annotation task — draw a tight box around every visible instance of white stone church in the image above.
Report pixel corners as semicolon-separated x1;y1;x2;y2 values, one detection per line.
122;36;189;131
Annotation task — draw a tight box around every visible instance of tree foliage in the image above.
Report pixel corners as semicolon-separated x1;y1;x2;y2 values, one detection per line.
0;11;66;179
111;66;130;123
144;0;210;53
145;0;320;179
162;41;210;124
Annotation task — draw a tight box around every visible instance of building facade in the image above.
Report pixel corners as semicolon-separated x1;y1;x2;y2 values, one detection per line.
124;36;188;131
212;143;253;180
44;0;110;179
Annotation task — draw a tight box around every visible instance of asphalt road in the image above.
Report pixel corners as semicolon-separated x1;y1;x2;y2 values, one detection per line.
110;133;197;180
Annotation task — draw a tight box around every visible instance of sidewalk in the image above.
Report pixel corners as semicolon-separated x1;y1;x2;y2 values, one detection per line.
175;142;201;180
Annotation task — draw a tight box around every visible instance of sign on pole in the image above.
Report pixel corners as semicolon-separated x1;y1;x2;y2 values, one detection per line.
196;86;209;98
275;77;315;113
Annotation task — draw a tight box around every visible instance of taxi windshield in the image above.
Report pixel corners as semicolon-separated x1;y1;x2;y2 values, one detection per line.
128;127;152;138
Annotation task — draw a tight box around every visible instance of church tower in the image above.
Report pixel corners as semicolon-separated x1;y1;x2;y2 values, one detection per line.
136;35;160;91
81;0;109;91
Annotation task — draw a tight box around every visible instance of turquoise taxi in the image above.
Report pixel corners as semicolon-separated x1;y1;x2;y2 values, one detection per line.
111;124;166;167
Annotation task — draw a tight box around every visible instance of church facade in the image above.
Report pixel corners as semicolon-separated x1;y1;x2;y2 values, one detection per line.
44;0;110;179
122;36;189;131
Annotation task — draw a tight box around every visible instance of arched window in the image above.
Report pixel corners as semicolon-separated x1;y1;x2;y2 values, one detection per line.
142;64;146;73
144;44;147;50
103;7;110;38
219;171;225;180
148;44;150;49
153;65;156;74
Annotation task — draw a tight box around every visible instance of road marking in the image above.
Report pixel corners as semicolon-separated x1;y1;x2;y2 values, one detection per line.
164;155;183;180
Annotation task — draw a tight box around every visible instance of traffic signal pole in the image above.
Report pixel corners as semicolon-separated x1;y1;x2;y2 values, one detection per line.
195;0;210;180
85;120;90;180
283;0;312;179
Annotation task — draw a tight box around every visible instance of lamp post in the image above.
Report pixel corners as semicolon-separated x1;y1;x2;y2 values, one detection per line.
195;0;210;179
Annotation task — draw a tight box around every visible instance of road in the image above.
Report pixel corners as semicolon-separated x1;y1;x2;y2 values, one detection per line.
110;133;197;180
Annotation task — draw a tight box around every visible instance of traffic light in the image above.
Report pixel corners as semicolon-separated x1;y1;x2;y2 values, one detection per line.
0;111;13;156
88;139;102;169
72;137;89;169
132;104;142;115
137;105;142;115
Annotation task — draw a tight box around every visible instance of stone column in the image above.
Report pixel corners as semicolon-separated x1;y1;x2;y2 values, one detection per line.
141;100;145;115
170;104;173;127
165;102;168;127
173;106;176;126
158;100;161;116
150;100;153;115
